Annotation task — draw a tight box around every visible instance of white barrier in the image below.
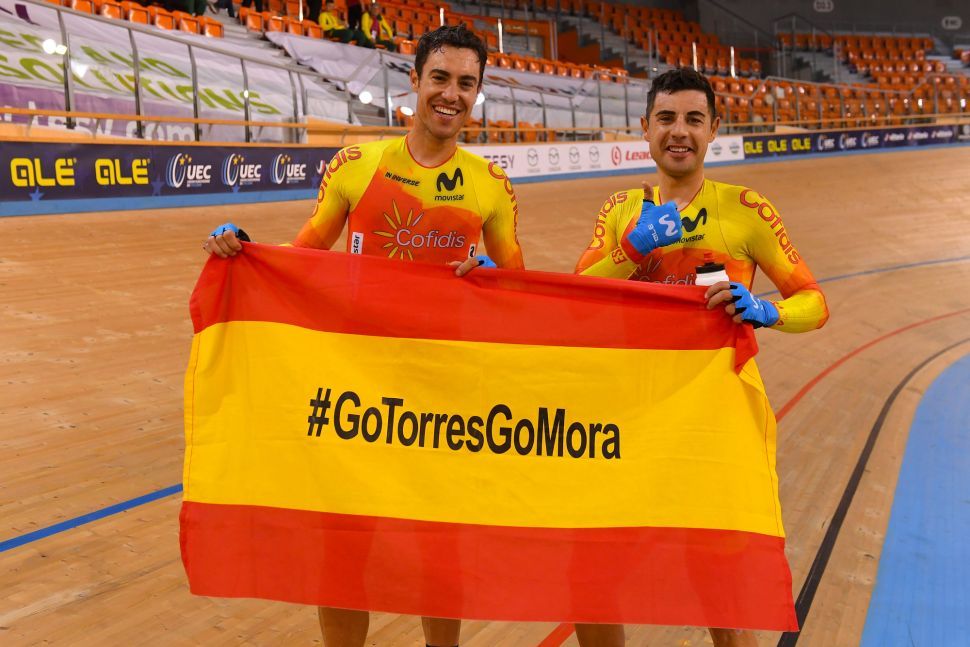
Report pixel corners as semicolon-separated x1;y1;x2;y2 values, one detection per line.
466;135;745;180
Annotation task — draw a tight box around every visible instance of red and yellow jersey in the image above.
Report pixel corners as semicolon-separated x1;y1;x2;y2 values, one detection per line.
575;179;828;333
295;136;524;269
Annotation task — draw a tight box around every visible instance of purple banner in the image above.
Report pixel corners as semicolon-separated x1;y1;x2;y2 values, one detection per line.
0;140;338;208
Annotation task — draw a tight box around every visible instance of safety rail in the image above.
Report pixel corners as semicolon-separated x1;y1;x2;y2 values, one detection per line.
5;104;968;149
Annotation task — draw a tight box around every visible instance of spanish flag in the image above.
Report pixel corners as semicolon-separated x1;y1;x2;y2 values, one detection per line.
180;244;798;631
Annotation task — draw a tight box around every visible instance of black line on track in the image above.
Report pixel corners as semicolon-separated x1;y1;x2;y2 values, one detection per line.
777;336;970;647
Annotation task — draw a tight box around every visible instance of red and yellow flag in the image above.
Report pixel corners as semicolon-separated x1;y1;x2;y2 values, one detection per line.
180;244;797;631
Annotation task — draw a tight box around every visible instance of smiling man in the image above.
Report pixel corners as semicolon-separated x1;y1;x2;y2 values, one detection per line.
203;25;523;647
205;26;523;279
572;68;828;647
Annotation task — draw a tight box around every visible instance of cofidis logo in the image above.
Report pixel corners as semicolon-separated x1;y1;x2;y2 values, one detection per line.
166;153;212;189
270;154;307;185
221;154;262;188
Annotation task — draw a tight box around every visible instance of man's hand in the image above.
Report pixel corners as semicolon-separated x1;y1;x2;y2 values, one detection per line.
449;254;497;277
203;222;250;258
705;281;780;328
620;196;682;262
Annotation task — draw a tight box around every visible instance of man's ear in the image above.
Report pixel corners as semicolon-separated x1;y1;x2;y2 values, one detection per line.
410;67;419;92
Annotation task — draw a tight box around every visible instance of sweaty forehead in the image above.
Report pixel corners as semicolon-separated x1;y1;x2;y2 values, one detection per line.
650;90;710;116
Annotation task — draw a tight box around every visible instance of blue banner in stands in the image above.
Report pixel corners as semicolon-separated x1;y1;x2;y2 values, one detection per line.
741;124;961;159
0;142;338;216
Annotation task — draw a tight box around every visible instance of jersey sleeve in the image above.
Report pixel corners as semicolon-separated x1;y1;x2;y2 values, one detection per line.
292;147;359;249
480;162;525;269
574;190;642;279
731;188;829;333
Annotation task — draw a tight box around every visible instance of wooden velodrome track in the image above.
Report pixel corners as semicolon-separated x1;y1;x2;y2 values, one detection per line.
2;145;969;646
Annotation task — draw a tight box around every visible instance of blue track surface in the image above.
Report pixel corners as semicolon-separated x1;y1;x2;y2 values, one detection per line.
860;353;970;646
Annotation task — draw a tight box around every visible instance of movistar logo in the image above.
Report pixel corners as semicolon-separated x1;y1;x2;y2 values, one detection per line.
681;208;707;232
436;168;463;192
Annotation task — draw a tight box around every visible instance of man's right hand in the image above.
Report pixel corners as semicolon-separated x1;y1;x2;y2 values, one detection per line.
203;222;249;258
619;197;682;263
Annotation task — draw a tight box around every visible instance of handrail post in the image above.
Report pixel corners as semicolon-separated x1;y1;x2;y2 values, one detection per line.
622;79;629;129
56;10;75;130
287;70;299;143
596;77;604;129
188;45;201;142
128;29;144;139
381;52;393;127
509;87;518;142
241;59;252;143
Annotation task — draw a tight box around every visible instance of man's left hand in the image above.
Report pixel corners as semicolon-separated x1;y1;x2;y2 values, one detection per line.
449;254;497;277
705;281;780;328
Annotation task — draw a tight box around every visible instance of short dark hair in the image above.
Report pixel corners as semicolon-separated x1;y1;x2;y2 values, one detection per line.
414;25;488;87
646;68;717;120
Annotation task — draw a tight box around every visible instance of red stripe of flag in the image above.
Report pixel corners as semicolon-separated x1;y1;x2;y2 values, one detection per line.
180;501;797;630
190;244;757;367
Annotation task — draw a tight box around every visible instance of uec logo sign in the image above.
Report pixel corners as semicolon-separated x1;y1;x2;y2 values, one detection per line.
222;154;263;187
166;153;212;189
270;154;308;185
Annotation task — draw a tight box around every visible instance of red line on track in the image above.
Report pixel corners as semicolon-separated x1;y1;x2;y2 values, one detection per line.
773;308;970;422
537;307;970;646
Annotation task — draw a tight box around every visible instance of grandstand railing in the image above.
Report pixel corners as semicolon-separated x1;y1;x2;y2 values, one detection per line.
17;0;319;143
12;0;645;142
4;104;967;148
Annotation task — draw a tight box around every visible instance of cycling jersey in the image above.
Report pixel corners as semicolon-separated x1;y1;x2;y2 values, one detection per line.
575;179;828;332
294;136;524;269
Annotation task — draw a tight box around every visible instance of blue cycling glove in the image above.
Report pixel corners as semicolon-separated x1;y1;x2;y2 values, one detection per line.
473;254;497;268
729;282;780;328
209;222;251;241
620;199;682;262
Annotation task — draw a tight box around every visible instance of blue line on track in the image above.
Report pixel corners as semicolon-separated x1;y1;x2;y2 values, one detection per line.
0;189;317;217
0;484;182;553
859;352;970;645
2;252;969;552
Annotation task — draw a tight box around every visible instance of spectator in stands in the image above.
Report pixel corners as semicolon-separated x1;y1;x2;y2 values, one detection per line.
239;0;263;15
361;2;396;51
208;0;234;17
345;0;362;30
185;0;206;16
318;0;366;44
307;0;321;24
572;67;828;647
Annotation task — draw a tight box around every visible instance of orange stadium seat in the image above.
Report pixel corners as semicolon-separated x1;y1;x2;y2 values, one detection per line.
464;118;483;144
71;0;94;12
200;16;224;37
302;21;322;38
121;1;148;22
99;0;122;19
179;16;200;33
285;0;303;18
148;6;175;29
242;10;263;31
266;15;285;32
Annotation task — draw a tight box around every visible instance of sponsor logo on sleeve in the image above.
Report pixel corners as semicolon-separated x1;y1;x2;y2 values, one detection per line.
739;189;800;264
